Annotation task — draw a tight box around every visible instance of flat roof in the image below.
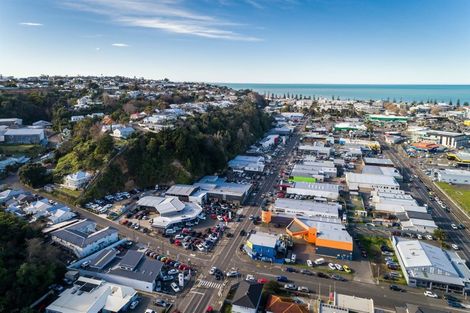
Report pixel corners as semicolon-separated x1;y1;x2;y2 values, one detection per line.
427;130;465;137
346;173;399;187
298;217;352;243
119;250;144;270
4;128;44;135
248;232;278;248
166;184;198;196
440;169;470;176
274;198;339;216
291;182;340;192
362;166;401;177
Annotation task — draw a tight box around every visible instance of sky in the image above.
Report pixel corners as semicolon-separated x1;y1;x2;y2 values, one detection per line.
1;0;469;84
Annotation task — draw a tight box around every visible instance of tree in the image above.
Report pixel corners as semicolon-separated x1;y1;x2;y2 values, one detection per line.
263;281;282;295
433;228;447;243
18;163;51;188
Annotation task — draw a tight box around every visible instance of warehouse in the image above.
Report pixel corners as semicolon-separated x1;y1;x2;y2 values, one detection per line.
271;198;340;219
397;211;438;233
370;191;427;215
392;237;470;293
298;144;332;157
362;165;403;181
286;217;353;260
291;163;337;179
345;173;400;191
195;176;252;204
2;128;47;144
437;169;470;185
363;157;395;167
286;182;340;200
228;155;265;172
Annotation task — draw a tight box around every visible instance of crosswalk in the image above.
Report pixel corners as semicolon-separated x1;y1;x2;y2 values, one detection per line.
196;279;222;289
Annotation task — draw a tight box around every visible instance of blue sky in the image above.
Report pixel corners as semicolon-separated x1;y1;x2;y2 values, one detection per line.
1;0;469;84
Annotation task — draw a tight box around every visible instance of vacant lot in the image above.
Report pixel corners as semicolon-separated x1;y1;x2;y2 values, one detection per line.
436;182;470;214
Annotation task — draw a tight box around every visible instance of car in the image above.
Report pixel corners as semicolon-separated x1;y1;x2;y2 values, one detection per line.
444;294;460;302
161;275;174;281
317;272;329;279
458;223;465;229
284;283;297;290
226;270;240;277
328;263;336;270
448;301;464;308
129;300;139;310
417;234;423;240
298;286;310;293
389;284;405;292
284;267;297;273
155;299;170;307
343;265;352;273
168;269;179;275
331;274;346;281
424;291;438;298
306;259;313;267
335;264;343;271
145;310;156;313
277;276;289;282
425;235;433;240
240;230;247;236
209;267;217;275
300;269;314;276
245;274;256;282
451;244;459;250
314;258;325;265
257;278;268;284
171;282;181;293
366;223;376;227
206;305;214;313
451;224;458;230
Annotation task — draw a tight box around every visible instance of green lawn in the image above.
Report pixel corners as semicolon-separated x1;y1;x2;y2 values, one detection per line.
436;182;470;214
0;144;45;157
358;235;391;261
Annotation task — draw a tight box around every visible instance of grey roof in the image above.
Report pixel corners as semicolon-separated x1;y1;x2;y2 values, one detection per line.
90;248;118;269
247;232;278;248
119;250;144;270
232;281;263;309
51;219;117;248
396;304;450;313
4;128;44;136
363;157;394;166
166;184;198;196
110;255;163;283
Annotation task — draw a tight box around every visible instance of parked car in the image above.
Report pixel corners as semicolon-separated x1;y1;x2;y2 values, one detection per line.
257;278;268;284
314;258;325;265
129;300;140;310
276;276;289;282
284;283;297;290
171;282;181;293
451;223;458;230
389;285;405;292
335;264;343;271
297;286;310;293
451;244;459;250
155;299;170;307
300;269;314;276
343;265;352;273
306;259;313;267
424;291;438;298
328;263;336;270
245;274;256;282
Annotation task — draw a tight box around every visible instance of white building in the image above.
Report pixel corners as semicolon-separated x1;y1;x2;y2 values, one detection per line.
112;126;135;139
345;173;400;191
426;130;468;148
46;276;137;313
63;171;93;190
362;165;403;181
286;182;340;200
272;198;340;219
51;219;119;258
397;211;438;233
228;155;265;172
392;236;470;293
437;169;470;185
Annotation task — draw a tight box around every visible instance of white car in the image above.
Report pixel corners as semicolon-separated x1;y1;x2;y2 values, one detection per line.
335;264;343;271
226;270;240;277
424;291;438;298
451;224;458;230
417;234;423;240
314;258;325;265
328;263;336;270
451;244;459;250
209;267;217;275
171;282;181;293
306;259;313;267
129;300;139;310
425;235;433;240
297;286;309;293
245;274;256;281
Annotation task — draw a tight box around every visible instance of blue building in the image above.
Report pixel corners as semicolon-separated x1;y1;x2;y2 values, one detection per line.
244;232;285;263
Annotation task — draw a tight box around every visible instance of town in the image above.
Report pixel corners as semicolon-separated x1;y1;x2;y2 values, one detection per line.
1;75;470;313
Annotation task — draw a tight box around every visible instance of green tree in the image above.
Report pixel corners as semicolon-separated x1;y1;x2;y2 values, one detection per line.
18;163;51;188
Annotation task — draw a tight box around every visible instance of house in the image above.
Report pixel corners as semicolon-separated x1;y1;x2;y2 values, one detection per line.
32;120;52;128
265;295;309;313
63;171;93;190
45;276;138;313
51;219;119;258
231;281;263;313
0;118;22;126
112;126;135;139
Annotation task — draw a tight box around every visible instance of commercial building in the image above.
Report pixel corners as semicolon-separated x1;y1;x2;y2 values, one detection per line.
362;165;403;181
291;163;337;179
371;190;427;215
367;114;409;123
271;198;340;219
0;118;22;126
228;155;265;172
136;196;203;229
334;122;366;132
45;276;138;313
194;176;252;204
165;184;206;203
244;232;285;263
425;130;469;148
392;236;470;293
363;157;394;167
79;249;164;292
345;173;400;191
437;169;470;185
1;128;47;144
318;293;374;313
298;144;332;157
62;171;93;190
231;281;263;313
286;217;353;260
286;182;340;200
397;211;438;233
51;219;119;258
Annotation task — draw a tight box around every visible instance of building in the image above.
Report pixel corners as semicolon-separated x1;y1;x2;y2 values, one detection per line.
271;198;340;219
291;163;337;180
80;249;164;292
45;276;138;313
112;126;135;139
244;232;285;263
371;191;427;216
194;176;252;204
1;128;46;144
228;155;265;172
136;196;203;229
286;217;353;259
345;173;400;191
437;169;470;185
367;114;409;123
63;171;93;190
51;219;119;258
231;281;263;313
0;118;22;126
362;165;403;181
392;236;470;293
318;292;374;313
397;211;438;233
425;130;468;148
265;295;308;313
298;144;332;157
286;182;340;200
395;303;451;313
165;184;206;203
334;122;366;132
363;157;394;167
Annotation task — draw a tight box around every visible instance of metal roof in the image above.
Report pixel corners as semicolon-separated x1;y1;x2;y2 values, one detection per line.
166;184;198;196
247;232;278;248
119;250;144;270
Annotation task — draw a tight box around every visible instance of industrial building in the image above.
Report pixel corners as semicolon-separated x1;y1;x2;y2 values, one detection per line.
290;162;337;180
392;237;470;293
425;130;469;149
0;118;22;126
1;128;47;144
271;198;340;219
396;211;438;233
362;165;403;181
345;173;400;191
437;169;470;185
286;217;353;260
286;182;340;200
367;114;410;123
244;232;286;263
165;184;207;203
45;276;138;313
228;155;265;172
194;176;252;204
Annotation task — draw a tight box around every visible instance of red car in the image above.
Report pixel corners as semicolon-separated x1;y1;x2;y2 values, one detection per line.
210;214;217;220
206;306;213;312
257;278;268;284
174;240;181;246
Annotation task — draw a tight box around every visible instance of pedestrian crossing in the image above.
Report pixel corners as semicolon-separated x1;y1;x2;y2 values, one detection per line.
196;279;222;289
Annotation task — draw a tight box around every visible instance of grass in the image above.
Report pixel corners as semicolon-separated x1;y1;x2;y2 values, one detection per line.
357;235;391;261
0;144;45;157
350;195;365;211
49;187;81;204
436;182;470;214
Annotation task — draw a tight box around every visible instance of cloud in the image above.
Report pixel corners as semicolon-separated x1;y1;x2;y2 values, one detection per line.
61;0;261;41
111;43;129;47
19;22;43;26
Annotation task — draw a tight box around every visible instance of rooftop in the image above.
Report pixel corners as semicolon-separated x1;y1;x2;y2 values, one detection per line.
166;184;198;196
346;173;399;187
247;232;278;248
291;182;340;192
232;281;263;309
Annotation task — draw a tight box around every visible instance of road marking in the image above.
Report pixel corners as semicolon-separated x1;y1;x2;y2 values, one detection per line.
196;279;223;289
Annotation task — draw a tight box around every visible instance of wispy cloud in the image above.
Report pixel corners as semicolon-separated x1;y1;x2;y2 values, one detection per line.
61;0;261;41
112;43;129;47
19;22;43;26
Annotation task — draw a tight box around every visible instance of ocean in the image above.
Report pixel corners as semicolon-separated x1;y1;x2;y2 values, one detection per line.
222;83;470;103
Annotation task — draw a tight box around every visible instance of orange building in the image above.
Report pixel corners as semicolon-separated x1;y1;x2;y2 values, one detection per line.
286;217;353;260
